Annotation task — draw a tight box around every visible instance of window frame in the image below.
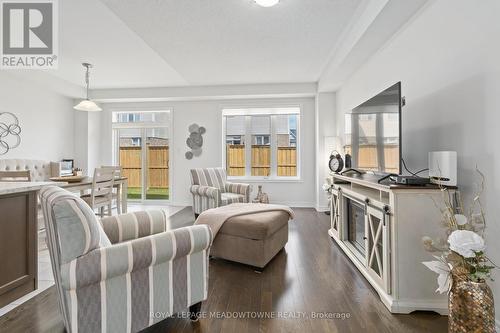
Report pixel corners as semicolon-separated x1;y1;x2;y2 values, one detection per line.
222;106;301;182
111;109;173;203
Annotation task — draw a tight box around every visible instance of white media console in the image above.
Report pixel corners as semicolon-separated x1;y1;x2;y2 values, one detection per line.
327;172;455;315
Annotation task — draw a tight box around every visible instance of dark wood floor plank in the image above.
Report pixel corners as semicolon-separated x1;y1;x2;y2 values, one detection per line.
0;207;448;333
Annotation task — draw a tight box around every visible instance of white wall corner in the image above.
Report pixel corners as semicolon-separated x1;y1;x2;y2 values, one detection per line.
315;92;337;211
73;110;89;174
73;108;102;175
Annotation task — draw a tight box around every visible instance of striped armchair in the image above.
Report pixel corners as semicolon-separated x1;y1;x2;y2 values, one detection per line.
190;168;251;216
40;186;212;333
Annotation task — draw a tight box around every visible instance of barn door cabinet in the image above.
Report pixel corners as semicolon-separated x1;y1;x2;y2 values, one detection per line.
327;173;454;315
329;187;341;240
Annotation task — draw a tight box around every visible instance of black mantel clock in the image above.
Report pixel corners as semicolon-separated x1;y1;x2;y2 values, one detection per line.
328;151;344;173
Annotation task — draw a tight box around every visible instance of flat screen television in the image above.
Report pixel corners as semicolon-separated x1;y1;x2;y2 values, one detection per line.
344;82;402;175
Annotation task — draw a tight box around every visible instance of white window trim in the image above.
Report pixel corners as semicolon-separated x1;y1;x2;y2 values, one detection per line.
222;106;301;182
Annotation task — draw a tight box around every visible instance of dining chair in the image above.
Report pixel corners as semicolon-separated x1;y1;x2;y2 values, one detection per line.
81;168;115;216
101;165;123;214
0;170;31;182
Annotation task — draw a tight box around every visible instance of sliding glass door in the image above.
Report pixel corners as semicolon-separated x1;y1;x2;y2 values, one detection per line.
118;128;143;199
112;111;171;201
145;128;169;200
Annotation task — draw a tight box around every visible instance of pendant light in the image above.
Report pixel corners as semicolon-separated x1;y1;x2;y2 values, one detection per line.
73;63;102;112
255;0;279;7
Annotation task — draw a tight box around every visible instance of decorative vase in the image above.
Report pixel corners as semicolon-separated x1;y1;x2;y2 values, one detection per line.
255;185;263;202
448;274;495;333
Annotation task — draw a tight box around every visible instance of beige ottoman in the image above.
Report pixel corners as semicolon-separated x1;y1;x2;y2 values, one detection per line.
210;210;290;270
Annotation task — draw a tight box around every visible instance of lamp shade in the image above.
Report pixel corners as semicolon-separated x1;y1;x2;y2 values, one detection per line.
74;63;101;112
73;99;102;112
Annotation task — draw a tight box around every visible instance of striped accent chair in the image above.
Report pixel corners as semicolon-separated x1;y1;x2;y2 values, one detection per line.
40;186;212;333
190;168;251;216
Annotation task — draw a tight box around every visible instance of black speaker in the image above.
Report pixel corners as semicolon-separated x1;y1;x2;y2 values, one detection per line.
345;154;352;168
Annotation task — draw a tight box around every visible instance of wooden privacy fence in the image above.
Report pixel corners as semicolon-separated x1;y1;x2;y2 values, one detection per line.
277;147;297;176
344;145;399;173
227;145;245;176
227;145;297;177
119;146;169;188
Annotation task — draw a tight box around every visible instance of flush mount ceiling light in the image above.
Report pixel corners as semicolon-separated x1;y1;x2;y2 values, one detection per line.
73;62;102;112
255;0;280;7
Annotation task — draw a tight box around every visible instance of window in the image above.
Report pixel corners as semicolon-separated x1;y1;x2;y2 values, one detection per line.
276;114;298;176
113;111;169;124
131;137;141;146
226;135;243;145
253;135;270;145
223;107;300;179
112;111;171;200
251;116;271;176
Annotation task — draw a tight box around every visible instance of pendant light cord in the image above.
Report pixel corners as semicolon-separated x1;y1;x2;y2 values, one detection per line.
85;66;90;99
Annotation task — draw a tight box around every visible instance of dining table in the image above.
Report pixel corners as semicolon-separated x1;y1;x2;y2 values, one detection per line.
50;176;129;213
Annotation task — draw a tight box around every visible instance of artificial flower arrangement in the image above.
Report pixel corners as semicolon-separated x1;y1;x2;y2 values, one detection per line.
422;169;496;293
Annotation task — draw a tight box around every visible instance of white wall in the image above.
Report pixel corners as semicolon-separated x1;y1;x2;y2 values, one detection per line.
73;110;102;175
315;92;337;211
0;72;74;161
98;97;316;207
73;111;89;173
327;0;500;321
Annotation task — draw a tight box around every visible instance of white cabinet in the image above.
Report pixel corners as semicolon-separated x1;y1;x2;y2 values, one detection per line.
329;187;341;240
327;173;451;315
365;205;390;294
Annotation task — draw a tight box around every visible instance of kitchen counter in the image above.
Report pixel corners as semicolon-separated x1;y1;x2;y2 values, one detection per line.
0;181;62;308
0;181;62;196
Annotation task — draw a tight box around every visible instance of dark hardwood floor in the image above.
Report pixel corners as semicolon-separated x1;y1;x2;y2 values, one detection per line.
0;207;447;333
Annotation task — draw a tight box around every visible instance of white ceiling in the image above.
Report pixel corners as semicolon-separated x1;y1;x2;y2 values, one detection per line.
99;0;361;86
10;0;430;96
53;0;187;89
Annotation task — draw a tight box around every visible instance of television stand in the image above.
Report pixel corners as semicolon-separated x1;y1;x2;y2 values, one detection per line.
327;173;454;315
341;168;363;175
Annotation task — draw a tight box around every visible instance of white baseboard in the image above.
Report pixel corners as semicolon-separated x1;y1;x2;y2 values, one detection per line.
169;201;316;208
170;201;191;207
315;205;329;212
392;299;448;315
270;201;315;208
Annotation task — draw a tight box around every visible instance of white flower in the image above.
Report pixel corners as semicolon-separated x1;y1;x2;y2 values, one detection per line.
322;183;330;191
422;258;452;294
454;214;468;226
448;230;485;258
